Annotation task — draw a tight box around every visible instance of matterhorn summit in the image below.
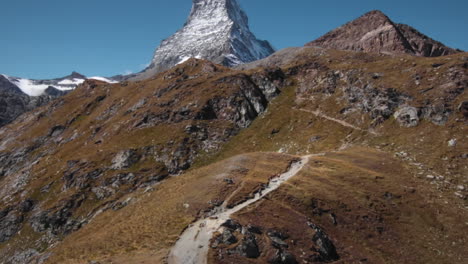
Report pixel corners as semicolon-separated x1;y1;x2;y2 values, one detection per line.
134;0;274;80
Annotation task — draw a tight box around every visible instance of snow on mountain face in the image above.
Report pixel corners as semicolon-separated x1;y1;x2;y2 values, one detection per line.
1;74;118;97
134;0;274;80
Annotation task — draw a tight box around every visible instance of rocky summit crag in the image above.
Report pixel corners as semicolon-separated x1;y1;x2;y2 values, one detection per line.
307;10;461;57
133;0;274;80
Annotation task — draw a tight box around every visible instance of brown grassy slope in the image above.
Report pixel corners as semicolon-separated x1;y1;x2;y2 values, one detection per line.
210;147;467;264
207;48;468;189
44;153;294;263
0;47;466;263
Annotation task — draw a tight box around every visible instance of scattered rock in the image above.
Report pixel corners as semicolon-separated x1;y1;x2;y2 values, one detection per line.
223;178;234;184
18;199;35;213
431;63;444;68
49;125;66;137
454;192;466;200
269;249;298;264
7;249;39;264
92;187;115;200
309;136;322;143
111;150;141;170
448;139;457;147
220;229;238;245
422;105;451;125
0;208;23;242
221;219;242;231
458;101;468;118
394;106;419;127
247;225;262;234
126;99;147;114
372;73;383;79
330;213;338;225
308;222;340;262
383;192;401;200
236;233;260;258
112;198;133;211
30;194;85;235
269;235;289;248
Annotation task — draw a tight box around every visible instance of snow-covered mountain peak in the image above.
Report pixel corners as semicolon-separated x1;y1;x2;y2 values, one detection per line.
132;0;274;80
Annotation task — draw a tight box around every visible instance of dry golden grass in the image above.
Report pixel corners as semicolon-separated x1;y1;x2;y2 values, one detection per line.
212;147;467;264
45;152;294;263
0;48;466;263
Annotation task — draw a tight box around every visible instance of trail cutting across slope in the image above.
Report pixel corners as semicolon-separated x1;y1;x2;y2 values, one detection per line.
298;108;379;135
167;155;312;264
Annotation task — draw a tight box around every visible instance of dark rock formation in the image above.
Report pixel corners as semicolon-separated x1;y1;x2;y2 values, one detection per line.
236;232;260;258
0;208;23;242
0;91;54;127
308;222;340;262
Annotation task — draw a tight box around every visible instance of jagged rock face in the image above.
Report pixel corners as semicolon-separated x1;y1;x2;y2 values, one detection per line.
0;91;54;127
306;10;460;57
0;75;23;94
134;0;274;80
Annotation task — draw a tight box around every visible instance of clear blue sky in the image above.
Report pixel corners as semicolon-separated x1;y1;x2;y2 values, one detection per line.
1;0;466;79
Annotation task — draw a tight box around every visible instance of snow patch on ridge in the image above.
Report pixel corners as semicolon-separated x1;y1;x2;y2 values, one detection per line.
2;74;118;96
57;78;86;85
88;77;119;83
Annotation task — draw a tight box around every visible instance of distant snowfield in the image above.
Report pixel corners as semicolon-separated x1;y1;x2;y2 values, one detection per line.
57;78;86;85
1;74;118;96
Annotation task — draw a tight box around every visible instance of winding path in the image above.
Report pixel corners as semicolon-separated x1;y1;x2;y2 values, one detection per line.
167;155;311;264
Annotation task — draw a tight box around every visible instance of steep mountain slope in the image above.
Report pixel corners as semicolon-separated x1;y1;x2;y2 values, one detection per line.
0;59;286;263
0;45;466;263
132;0;274;81
306;10;461;57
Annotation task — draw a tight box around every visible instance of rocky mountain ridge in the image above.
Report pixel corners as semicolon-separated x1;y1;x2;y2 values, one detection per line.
307;10;461;57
